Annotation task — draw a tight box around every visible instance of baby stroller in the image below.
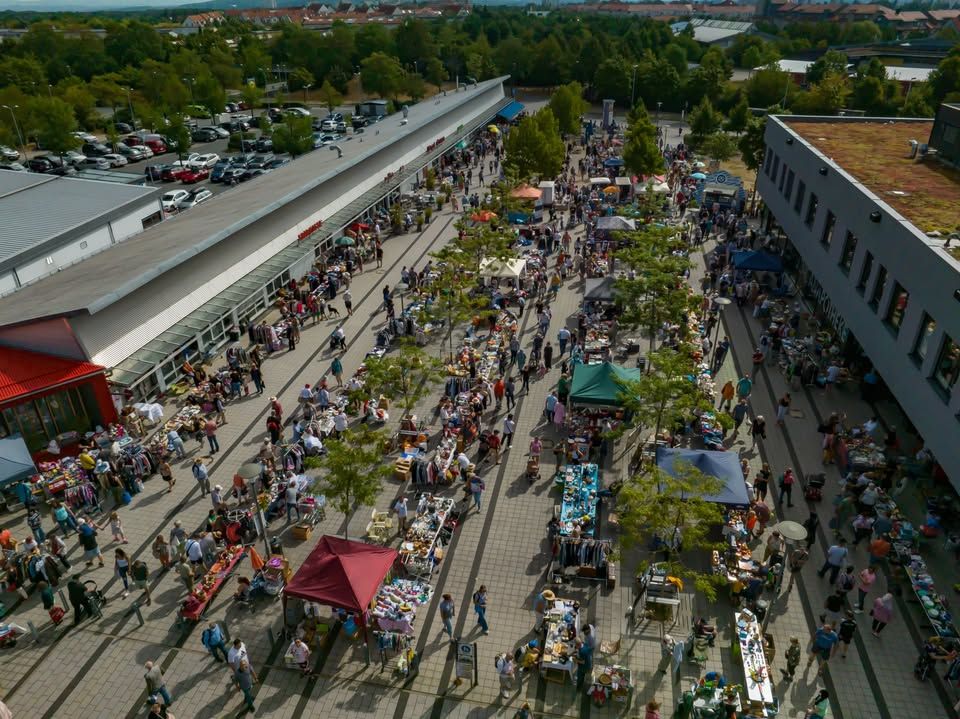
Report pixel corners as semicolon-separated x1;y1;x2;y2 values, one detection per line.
526;454;541;483
805;473;826;502
84;579;107;616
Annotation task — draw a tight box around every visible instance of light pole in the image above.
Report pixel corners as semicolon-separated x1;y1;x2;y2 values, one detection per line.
124;87;137;130
47;84;54;99
656;100;662;130
3;105;25;158
630;64;638;109
711;296;732;371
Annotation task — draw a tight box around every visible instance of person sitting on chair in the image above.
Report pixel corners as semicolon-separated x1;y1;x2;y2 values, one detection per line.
693;617;718;646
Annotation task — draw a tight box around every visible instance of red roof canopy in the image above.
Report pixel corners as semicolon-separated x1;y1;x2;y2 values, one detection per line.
0;347;106;404
284;535;398;612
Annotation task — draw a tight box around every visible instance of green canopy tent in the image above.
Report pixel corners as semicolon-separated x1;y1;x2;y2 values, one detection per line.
568;362;642;407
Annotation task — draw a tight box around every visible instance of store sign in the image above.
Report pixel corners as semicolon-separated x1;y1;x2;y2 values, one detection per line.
426;136;446;153
806;275;849;341
455;641;478;683
297;219;323;242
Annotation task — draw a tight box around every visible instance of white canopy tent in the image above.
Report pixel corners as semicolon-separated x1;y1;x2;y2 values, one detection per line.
590;177;611;186
480;257;527;279
639;181;670;193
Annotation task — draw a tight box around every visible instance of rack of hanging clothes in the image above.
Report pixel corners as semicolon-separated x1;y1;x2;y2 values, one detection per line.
443;376;473;398
281;444;306;474
551;537;614;584
373;630;418;676
63;482;102;512
121;444;155;479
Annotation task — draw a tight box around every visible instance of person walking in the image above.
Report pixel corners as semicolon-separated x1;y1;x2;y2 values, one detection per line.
166;429;186;459
131;559;151;605
718;381;735;412
394;496;409;535
115;548;131;598
48;534;71;569
806;690;831;719
817;539;849;585
780;636;801;680
285;480;300;524
53;501;79;535
503;414;516;449
203;418;220;454
343;288;353;317
779;467;795;507
469;474;485;513
557;327;570;356
26;506;45;544
439;593;456;641
78;519;105;568
153;534;172;570
288;637;313;676
786;546;809;592
178;557;196;593
473;585;489;634
732;400;749;436
144;661;173;707
505;377;516;410
855;566;876;612
192;458;211;497
871;592;894;636
496;652;516;698
837;610;858;658
202;621;229;662
750;414;767;449
736;374;753;401
803;511;820;549
67;574;91;625
544;391;557;425
159;458;175;493
250;365;265;395
543;342;554;371
805;622;839;676
233;658;258;714
228;639;248;671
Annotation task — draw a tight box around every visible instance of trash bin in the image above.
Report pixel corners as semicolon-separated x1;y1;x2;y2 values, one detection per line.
269;536;283;557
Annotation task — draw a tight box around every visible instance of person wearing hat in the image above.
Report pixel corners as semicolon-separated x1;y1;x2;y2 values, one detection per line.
533;589;555;631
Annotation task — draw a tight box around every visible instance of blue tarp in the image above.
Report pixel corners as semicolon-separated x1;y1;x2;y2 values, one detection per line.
497;101;525;121
732;250;784;273
0;435;37;488
655;447;749;507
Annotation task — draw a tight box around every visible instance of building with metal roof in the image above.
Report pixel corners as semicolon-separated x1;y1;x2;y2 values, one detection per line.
0;78;510;401
0;173;162;295
672;18;755;47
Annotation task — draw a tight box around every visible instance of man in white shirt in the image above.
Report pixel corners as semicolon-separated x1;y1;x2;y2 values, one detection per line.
863;417;879;435
394;497;409;534
288;637;312;676
285;480;300;524
457;452;471;473
333;410;348;438
302;430;323;455
227;639;248;671
298;384;313;405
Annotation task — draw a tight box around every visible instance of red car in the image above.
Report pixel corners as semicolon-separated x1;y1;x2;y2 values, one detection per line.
161;166;189;182
181;168;210;184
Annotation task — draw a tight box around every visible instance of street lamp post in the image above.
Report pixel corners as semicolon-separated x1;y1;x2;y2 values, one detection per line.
656;101;662;130
2;105;25;158
630;64;638;109
125;87;137;130
711;296;732;371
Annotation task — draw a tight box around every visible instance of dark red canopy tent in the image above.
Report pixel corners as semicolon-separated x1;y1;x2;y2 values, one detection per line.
283;536;398;659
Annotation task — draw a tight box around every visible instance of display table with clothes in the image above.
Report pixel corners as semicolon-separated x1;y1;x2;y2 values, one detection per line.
734;608;774;709
587;665;632;708
179;545;246;622
36;457;89;497
539;598;581;683
399;497;454;577
371;578;433;635
557;463;601;537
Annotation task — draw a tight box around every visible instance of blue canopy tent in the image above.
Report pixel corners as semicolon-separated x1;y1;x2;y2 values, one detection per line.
655;447;749;506
496;101;525;122
732;250;784;273
0;435;37;489
603;157;625;168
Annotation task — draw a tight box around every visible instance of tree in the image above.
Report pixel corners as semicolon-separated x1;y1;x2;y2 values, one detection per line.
739;116;768;209
403;72;427;103
592;55;632;107
700;132;737;164
687;97;724;144
361;52;405;100
794;72;851;116
89;75;125;120
166;116;192;163
307;425;392;540
361;339;445;419
618;462;725;602
0;56;47;94
548;82;587;136
725;96;751;134
503;109;564;181
425;57;448;92
194;74;226;122
271;115;314;158
421;249;493;359
745;66;792;109
806;50;849;86
241;83;264;117
623;104;662;178
317;79;342;113
29;97;79;162
929;53;960;105
60;84;97;130
289;67;315;99
900;86;934;118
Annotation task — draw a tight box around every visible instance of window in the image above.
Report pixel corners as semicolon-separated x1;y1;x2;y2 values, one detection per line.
856;251;874;294
784;170;795;201
794;181;805;214
764;147;773;176
932;336;960;396
885;282;909;332
771;155;780;182
820;211;836;247
804;193;819;228
778;163;787;193
839;231;858;273
869;265;887;311
913;314;936;363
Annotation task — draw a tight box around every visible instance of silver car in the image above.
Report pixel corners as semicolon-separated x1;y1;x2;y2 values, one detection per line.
79;157;111;170
0;145;18;162
102;153;128;167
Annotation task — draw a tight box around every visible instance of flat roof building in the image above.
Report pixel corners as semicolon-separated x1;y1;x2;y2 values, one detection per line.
757;110;960;490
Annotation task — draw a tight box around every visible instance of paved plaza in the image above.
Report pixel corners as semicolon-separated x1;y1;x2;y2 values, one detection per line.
1;176;958;719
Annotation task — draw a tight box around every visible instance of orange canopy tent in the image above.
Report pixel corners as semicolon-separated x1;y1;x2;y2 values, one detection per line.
470;210;498;222
510;184;542;200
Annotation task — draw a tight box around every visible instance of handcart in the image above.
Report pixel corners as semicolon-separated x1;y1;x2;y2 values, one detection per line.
804;473;825;502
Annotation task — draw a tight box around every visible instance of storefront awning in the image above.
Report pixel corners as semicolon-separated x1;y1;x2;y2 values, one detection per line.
0;435;37;488
0;347;105;404
496;100;525;121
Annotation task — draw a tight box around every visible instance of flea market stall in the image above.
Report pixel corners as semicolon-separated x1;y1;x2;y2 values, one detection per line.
539;596;582;684
565;363;639;453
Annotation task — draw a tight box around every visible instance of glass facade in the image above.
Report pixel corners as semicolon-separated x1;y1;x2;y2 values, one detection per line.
0;387;96;452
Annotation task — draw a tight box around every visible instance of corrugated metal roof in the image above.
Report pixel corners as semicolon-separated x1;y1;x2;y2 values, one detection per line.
0;77;508;329
0;346;105;403
0;173;159;271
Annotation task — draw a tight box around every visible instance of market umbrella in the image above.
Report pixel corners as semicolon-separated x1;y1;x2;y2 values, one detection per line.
772;520;808;543
487;125;500;134
349;222;370;232
470;210;498;222
335;236;355;246
691;172;707;180
693;161;706;169
248;545;266;571
238;463;262;480
602;185;620;195
510;184;542;200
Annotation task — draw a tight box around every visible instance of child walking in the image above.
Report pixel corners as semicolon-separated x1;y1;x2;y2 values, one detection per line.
103;511;128;544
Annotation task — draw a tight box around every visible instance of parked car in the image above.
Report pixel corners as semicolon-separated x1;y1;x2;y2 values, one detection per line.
177;187;213;209
102;153;128;167
351;115;369;130
47;165;78;176
284;107;311;119
161;165;190;182
210;126;230;139
224;102;239;114
161;189;189;211
116;144;146;162
247;153;274;169
170;153;202;168
72;131;98;144
64;150;88;166
26;157;55;173
188;153;219;169
126;134;167;154
0;145;18;161
0;162;27;171
254;137;273;153
220;120;250;133
230;153;256;167
220;167;246;184
82;142;111;157
181;167;210;184
79;157;111;170
267;107;284;123
240;167;269;182
144;164;165;181
114;122;133;134
192;127;219;143
186;104;213;119
210;160;231;182
268;156;290;169
249;116;272;130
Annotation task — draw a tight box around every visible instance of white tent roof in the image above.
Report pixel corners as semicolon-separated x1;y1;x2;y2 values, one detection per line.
590;177;611;186
480;257;526;279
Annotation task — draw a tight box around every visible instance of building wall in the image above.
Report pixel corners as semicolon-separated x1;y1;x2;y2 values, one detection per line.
759;115;960;489
0;318;88;360
0;272;15;295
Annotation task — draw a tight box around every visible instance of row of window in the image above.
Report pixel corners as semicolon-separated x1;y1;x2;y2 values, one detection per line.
0;387;96;453
765;145;960;400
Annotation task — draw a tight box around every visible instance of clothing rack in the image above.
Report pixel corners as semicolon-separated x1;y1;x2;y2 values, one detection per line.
551;537;615;586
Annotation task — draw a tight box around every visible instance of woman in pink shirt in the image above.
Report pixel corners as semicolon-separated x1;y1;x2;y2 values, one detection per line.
856;566;876;612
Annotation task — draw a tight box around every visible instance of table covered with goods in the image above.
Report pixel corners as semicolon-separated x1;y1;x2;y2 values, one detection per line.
898;549;957;638
180;545;246;622
734;608;774;710
539;597;581;683
557;463;600;537
399;497;454;577
371;578;434;635
587;665;632;708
